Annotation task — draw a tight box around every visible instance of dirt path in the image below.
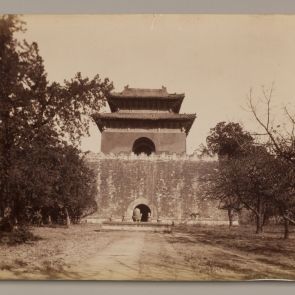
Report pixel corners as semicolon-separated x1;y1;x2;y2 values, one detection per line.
59;230;295;281
60;231;199;280
1;226;294;280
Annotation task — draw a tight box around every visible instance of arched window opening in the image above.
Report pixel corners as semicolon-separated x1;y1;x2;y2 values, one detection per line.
132;137;155;156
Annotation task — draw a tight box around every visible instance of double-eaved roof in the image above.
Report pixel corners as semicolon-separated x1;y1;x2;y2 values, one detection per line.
93;86;196;135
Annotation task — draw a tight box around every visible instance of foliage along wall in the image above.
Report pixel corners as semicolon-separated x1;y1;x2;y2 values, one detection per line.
86;153;228;223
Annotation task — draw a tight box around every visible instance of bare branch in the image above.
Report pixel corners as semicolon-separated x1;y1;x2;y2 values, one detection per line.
248;87;287;160
284;107;295;126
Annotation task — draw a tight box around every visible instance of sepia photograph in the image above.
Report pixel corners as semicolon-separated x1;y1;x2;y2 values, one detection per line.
0;14;295;281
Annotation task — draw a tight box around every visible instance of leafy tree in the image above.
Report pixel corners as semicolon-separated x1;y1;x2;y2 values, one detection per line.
200;122;255;227
0;15;113;225
201;167;241;228
261;156;295;239
54;145;98;224
202;150;271;232
10;131;98;225
206;137;295;237
205;121;254;159
221;150;274;234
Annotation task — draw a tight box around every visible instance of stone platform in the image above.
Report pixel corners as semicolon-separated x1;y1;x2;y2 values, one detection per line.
97;221;173;232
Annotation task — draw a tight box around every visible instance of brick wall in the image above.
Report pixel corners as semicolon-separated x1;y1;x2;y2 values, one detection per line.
87;153;228;223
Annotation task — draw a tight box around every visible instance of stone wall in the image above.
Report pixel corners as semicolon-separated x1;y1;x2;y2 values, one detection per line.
86;153;229;224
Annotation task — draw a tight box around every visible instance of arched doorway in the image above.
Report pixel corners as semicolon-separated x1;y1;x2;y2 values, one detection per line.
134;204;151;222
127;198;157;222
132;137;155;156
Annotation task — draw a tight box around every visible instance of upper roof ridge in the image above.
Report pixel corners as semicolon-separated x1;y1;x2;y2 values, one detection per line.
109;86;183;98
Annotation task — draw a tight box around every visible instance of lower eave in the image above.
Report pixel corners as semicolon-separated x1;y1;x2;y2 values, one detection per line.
92;112;196;134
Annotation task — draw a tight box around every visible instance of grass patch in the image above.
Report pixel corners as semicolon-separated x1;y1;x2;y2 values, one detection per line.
169;224;295;280
0;227;40;245
174;224;295;254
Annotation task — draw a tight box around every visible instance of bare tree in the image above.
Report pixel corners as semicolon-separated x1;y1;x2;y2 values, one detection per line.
248;84;295;165
247;85;295;238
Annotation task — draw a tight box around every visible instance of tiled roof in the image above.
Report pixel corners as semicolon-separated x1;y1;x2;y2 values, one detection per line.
93;112;196;121
93;112;196;134
108;86;184;99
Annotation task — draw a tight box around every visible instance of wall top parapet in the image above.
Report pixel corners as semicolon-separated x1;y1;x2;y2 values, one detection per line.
84;151;211;163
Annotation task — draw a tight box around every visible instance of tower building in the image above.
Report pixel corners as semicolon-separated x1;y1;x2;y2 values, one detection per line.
93;86;196;155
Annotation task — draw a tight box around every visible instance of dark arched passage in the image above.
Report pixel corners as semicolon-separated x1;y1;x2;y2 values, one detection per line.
134;204;151;222
132;137;155;156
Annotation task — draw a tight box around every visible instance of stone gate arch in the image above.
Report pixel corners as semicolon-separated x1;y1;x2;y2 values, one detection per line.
126;197;157;222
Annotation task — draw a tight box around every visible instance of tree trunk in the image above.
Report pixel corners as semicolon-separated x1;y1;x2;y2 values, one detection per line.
0;207;14;232
255;196;264;234
262;212;269;226
256;213;264;234
279;207;291;240
0;201;5;218
0;108;14;222
283;217;289;240
228;208;234;228
65;208;71;227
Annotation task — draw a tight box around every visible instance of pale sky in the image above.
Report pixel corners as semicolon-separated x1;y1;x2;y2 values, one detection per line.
23;15;295;154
